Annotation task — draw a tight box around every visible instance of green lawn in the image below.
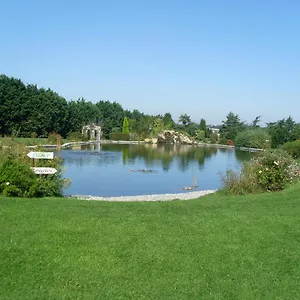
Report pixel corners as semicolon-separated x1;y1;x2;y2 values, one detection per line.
1;186;300;299
0;137;49;146
0;137;69;146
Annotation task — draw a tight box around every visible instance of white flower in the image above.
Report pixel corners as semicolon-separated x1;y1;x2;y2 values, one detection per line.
265;168;269;171
258;170;262;174
274;161;279;165
6;182;10;185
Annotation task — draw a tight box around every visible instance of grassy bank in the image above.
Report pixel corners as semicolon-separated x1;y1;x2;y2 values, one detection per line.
1;186;300;299
0;137;68;146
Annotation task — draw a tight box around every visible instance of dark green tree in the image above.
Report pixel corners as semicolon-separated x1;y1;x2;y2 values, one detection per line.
219;112;245;141
163;113;175;129
267;117;300;148
179;113;191;127
251;116;261;128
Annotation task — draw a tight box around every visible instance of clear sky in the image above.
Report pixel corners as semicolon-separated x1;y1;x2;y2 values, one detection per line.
1;0;299;125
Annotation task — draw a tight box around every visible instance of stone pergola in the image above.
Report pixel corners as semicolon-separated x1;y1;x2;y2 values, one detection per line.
82;124;102;141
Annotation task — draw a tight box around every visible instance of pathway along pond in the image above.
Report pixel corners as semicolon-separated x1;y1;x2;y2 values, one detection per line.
60;143;254;197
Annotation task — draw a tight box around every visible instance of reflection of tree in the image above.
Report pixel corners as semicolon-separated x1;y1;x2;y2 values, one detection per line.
62;144;227;172
122;146;129;165
235;150;256;164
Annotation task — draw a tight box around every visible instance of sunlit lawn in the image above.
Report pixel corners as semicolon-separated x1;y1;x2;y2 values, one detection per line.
1;185;300;299
0;137;67;146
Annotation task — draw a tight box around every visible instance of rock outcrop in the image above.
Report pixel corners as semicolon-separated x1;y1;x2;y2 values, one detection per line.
144;138;158;144
157;130;195;145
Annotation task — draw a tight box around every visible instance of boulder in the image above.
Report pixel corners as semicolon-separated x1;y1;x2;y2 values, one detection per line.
157;130;195;145
144;138;158;144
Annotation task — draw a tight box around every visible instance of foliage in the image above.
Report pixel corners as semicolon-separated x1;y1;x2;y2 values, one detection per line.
150;117;164;136
199;118;207;132
48;132;62;145
195;130;205;141
221;149;300;194
251;116;261;128
122;117;130;134
162;113;175;129
220;112;245;141
67;132;88;142
235;128;271;149
110;133;130;141
209;133;218;144
0;139;66;197
0;75;69;137
186;122;198;137
0;157;36;197
267;117;300;148
2;74;300;148
178;113;191;127
283;140;300;158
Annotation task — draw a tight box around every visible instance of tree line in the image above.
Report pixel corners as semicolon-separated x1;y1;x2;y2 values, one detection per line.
1;74;300;148
0;74;211;140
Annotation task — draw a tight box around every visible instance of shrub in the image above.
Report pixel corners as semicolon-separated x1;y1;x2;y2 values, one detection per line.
67;132;88;142
221;149;300;195
283;140;300;158
0;156;36;196
235;129;271;149
0;139;67;197
110;133;130;141
48;132;62;145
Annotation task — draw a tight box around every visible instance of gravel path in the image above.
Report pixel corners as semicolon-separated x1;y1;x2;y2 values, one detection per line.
72;190;216;202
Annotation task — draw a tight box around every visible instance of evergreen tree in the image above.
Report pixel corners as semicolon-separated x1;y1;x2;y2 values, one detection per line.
122;117;129;134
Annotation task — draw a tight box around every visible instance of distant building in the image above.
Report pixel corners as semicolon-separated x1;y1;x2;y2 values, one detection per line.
207;127;220;135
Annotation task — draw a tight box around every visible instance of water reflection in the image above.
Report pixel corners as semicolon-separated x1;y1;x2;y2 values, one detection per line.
60;143;254;197
63;144;224;172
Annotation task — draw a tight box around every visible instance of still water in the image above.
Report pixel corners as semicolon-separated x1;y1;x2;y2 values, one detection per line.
60;143;253;197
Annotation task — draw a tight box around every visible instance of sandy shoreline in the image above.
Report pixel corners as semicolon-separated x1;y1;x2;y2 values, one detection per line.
71;190;216;202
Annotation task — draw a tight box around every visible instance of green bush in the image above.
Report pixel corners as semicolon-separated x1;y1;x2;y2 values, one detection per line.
0;157;36;196
110;133;130;141
235;129;271;149
48;132;62;145
221;149;300;194
0;139;67;197
283;140;300;158
67;132;88;142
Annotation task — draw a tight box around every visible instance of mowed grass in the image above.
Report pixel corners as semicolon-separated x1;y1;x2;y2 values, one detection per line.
1;186;300;299
0;137;68;146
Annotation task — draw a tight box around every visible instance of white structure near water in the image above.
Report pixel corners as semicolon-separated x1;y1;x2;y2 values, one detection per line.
82;124;102;141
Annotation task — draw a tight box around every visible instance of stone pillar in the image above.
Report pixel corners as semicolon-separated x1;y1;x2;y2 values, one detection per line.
96;128;101;141
90;129;95;139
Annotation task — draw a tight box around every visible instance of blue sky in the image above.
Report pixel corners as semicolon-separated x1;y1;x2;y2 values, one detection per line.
1;0;299;125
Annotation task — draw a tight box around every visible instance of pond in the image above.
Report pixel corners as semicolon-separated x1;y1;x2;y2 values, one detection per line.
60;143;254;197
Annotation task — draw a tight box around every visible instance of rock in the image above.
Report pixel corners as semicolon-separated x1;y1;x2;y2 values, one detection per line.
157;130;195;145
144;138;158;144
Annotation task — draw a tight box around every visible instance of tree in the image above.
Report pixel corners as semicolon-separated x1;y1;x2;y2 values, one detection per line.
219;112;245;141
179;113;191;127
122;117;129;134
163;113;175;129
251;116;261;128
96;100;125;138
235;128;271;149
186;122;198;137
199;118;208;137
267;117;300;148
199;118;206;131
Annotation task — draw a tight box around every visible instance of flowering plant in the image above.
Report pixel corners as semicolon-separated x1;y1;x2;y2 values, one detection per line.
221;149;300;194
